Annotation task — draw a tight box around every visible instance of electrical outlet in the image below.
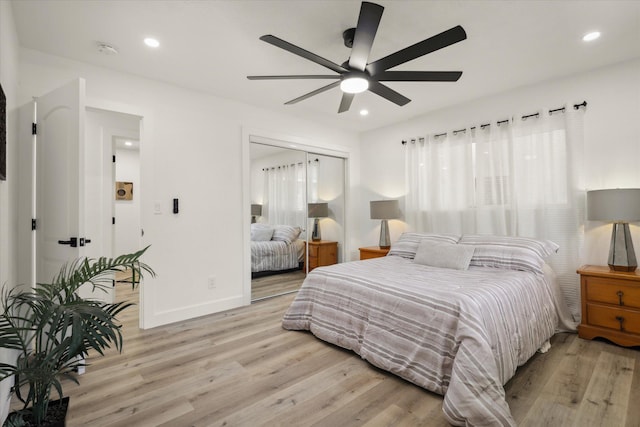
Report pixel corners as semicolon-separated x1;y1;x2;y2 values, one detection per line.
153;201;162;215
208;276;216;290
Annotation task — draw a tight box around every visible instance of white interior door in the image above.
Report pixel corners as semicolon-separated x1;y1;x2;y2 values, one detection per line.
35;78;86;284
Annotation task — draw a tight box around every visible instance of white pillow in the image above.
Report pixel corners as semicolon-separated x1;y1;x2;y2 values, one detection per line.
388;232;461;259
251;227;274;241
413;241;475;270
272;225;301;243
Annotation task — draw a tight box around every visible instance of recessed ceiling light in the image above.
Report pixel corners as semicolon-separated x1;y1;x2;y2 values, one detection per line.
144;37;160;48
360;109;369;116
582;31;601;42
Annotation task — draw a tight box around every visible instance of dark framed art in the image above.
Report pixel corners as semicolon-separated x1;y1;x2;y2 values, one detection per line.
0;83;6;181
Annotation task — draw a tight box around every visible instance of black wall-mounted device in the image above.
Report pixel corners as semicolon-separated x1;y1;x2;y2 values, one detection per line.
173;198;179;214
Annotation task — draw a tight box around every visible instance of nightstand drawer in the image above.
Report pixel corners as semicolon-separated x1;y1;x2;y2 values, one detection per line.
308;244;318;257
586;303;640;335
584;277;640;309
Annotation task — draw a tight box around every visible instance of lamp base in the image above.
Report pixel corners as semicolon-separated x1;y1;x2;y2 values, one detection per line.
379;219;391;249
609;264;637;272
608;222;637;272
311;218;321;241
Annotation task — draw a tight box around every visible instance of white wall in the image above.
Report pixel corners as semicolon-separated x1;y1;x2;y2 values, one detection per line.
16;48;360;328
358;58;640;266
0;1;20;421
115;147;141;255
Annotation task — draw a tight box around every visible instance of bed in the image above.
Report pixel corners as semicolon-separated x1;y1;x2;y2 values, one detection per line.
251;223;305;274
282;233;576;426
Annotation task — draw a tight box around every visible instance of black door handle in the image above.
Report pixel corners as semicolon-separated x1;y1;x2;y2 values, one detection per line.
79;238;92;246
58;237;78;247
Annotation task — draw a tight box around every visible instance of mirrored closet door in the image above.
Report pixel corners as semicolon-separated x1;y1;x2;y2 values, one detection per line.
249;142;346;301
306;153;345;274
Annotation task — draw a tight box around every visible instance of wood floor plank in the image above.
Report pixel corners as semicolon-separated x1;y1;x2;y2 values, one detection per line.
216;358;385;427
504;332;574;422
626;355;640;427
573;350;635;426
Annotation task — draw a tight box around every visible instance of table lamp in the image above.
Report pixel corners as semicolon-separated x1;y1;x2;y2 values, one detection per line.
251;204;262;223
370;200;399;249
587;188;640;271
308;202;329;241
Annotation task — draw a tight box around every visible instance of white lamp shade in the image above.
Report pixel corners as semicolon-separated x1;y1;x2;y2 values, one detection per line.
308;202;329;218
587;189;640;222
370;200;399;220
251;204;262;216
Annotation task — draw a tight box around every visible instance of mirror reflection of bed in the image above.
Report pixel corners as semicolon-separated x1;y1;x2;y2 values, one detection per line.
250;223;307;301
249;141;346;302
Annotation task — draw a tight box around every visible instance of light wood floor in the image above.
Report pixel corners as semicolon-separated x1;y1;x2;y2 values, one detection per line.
29;281;640;427
251;269;305;301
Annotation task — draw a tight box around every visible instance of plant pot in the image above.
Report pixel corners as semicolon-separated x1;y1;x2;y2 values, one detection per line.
4;397;69;427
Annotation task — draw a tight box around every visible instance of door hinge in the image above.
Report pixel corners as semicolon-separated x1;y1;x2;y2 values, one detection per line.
32;123;37;135
112;217;115;225
31;219;36;230
112;155;116;163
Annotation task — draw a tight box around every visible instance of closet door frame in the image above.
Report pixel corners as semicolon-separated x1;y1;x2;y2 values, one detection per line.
241;128;349;306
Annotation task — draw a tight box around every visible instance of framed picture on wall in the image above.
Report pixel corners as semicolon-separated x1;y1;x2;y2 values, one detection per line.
0;83;6;181
115;181;133;200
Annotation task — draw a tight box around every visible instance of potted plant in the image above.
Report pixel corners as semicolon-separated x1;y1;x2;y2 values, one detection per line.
0;247;154;426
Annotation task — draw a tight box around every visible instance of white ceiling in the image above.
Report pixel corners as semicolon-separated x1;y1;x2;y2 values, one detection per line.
10;0;640;133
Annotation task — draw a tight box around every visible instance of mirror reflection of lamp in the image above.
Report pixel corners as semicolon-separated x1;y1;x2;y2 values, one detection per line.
370;200;400;249
587;188;640;271
308;203;329;241
251;204;262;224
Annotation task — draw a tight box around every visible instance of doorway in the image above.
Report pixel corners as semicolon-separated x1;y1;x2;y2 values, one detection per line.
85;108;141;303
17;79;147;327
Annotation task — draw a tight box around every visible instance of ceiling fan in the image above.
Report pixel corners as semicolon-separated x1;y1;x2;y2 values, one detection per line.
247;1;467;113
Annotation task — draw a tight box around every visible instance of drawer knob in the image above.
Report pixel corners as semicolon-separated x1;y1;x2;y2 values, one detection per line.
615;315;625;332
617;290;624;306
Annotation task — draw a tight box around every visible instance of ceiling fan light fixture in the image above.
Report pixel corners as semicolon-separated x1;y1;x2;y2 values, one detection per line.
340;76;369;94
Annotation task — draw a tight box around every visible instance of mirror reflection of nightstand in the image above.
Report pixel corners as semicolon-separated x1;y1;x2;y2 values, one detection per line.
306;240;338;272
359;246;390;260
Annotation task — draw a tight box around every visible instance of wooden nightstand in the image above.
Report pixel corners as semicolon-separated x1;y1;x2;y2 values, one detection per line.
307;240;338;272
577;265;640;347
359;246;390;260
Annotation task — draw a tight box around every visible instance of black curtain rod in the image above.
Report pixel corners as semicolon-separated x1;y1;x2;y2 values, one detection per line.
401;101;587;145
262;159;319;170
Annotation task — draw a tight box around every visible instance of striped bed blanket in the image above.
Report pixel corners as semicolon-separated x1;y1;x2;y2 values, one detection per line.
282;256;560;426
251;239;305;273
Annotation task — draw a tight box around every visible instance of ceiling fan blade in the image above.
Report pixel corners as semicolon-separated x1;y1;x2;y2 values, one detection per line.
284;81;341;105
375;71;462;82
349;2;384;72
247;75;341;80
338;93;355;113
368;81;411;106
367;25;467;76
260;35;347;74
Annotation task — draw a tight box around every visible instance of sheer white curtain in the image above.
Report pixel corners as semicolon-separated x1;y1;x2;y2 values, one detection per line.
405;107;585;321
263;162;306;227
